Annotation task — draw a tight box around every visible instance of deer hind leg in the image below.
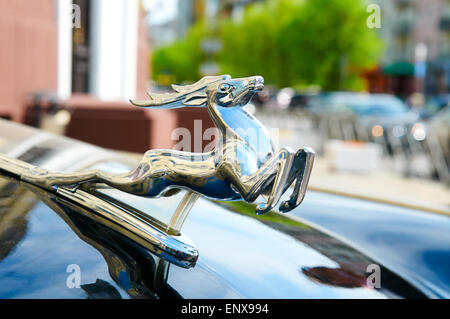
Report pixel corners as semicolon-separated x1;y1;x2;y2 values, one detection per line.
32;167;169;197
22;168;100;190
237;147;295;215
279;147;315;212
27;149;216;197
21;155;164;195
23;167;137;192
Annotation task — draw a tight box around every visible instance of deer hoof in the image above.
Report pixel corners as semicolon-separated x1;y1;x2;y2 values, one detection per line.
279;199;295;213
256;202;272;215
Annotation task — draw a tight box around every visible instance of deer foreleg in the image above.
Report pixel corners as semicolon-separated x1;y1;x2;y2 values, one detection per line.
279;147;315;212
238;147;295;214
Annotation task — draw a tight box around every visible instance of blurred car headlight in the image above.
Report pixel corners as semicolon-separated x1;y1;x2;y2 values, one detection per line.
277;88;294;109
371;125;384;137
411;122;426;141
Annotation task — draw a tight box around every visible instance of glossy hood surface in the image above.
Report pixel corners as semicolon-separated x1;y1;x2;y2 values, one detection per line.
0;119;448;299
0;172;444;299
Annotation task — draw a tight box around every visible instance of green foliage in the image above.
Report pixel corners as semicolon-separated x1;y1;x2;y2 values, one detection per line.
277;0;383;90
152;22;209;84
152;0;383;90
219;0;301;88
215;200;311;229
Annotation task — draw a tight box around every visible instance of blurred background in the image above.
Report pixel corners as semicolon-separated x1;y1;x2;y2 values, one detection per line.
0;0;449;210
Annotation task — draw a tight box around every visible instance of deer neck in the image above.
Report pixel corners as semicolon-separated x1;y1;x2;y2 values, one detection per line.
207;101;274;163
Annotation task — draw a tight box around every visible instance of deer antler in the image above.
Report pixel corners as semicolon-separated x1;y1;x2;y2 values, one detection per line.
131;75;231;108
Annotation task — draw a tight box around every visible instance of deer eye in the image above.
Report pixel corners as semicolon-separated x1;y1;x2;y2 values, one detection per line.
218;83;231;93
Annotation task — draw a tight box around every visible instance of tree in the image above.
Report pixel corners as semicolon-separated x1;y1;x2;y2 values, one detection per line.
152;0;383;90
152;22;209;84
276;0;383;90
218;0;300;88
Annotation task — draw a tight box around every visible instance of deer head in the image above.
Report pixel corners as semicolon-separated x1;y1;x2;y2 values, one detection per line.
131;75;264;109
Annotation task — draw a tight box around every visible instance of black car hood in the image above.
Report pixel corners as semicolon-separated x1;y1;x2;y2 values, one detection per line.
0;119;448;299
293;191;450;298
0;172;446;299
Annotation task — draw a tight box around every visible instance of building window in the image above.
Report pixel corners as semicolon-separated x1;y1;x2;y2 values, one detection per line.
71;0;90;93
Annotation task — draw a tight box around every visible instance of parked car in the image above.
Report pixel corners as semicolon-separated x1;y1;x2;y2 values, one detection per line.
288;93;320;109
420;94;450;120
0;119;449;298
306;92;420;154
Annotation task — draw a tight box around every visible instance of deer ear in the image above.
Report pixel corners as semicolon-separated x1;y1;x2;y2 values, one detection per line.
182;92;207;106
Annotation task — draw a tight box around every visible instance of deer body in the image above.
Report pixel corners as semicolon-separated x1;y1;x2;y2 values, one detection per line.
22;75;314;214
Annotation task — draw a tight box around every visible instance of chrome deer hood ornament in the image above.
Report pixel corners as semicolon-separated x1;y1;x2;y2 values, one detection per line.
0;75;314;215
